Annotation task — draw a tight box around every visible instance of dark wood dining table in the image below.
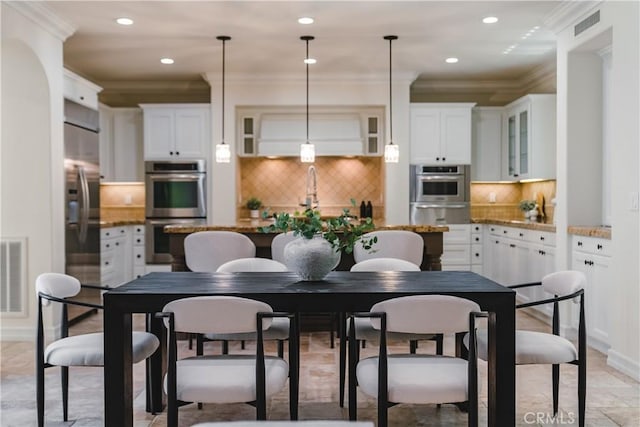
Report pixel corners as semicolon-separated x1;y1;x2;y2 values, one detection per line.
103;270;515;426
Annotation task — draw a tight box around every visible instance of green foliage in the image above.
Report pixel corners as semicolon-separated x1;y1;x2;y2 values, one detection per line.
519;200;536;212
246;197;262;210
258;200;377;255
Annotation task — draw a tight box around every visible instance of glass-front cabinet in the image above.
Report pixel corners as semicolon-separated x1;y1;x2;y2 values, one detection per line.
501;94;556;181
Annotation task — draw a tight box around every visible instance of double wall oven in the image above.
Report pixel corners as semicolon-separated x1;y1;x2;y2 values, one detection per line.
410;164;470;225
145;160;207;263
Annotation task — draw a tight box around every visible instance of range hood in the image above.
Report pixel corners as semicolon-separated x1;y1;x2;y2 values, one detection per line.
258;112;363;156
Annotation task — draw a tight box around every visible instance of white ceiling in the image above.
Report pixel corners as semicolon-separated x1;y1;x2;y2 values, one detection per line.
43;0;564;104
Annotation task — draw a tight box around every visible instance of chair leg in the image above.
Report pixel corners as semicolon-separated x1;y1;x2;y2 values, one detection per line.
278;340;284;358
578;359;586;427
339;334;347;407
61;366;69;421
188;332;193;350
36;361;45;427
409;340;417;354
241;340;246;350
552;363;559;415
436;333;444;355
222;340;229;355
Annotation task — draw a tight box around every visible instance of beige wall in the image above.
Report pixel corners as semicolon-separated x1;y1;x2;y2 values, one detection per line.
471;180;556;222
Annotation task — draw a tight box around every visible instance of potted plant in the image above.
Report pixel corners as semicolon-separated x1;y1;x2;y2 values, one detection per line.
519;200;538;220
246;197;262;218
258;200;376;280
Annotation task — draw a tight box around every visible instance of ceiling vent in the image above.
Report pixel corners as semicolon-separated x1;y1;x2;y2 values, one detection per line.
574;10;600;37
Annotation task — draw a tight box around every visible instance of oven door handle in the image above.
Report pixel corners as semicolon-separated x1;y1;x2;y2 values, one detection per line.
147;173;203;181
414;204;468;209
417;175;462;181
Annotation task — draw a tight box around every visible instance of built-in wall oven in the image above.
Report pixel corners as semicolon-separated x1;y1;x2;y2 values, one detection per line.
145;160;207;263
410;164;470;225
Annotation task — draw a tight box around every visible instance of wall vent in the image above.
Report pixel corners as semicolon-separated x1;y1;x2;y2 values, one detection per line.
0;238;27;316
575;10;600;37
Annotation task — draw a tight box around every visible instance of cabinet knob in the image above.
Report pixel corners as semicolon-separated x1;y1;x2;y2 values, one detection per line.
115;242;119;246
509;244;515;248
137;254;142;259
475;237;479;242
514;174;519;177
436;157;440;161
105;261;109;265
597;244;603;250
475;253;480;257
80;96;85;100
442;157;446;161
176;151;180;156
169;151;174;155
519;233;523;237
503;230;507;234
577;241;583;246
540;236;545;241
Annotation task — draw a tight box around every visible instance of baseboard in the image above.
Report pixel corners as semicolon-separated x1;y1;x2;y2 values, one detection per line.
607;349;640;381
0;325;59;342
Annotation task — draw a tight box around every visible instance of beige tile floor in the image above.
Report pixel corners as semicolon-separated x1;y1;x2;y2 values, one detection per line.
1;310;638;426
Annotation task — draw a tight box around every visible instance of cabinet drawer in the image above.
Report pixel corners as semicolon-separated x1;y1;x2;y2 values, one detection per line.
443;224;471;245
442;244;471;265
471;233;482;245
527;231;555;246
471;244;483;265
101;227;127;239
133;247;145;265
501;227;526;240
573;236;611;256
133;235;145;246
487;225;501;236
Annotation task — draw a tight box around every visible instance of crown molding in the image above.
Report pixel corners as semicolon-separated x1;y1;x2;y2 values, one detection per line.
519;60;557;93
203;71;418;85
98;80;210;92
543;0;603;34
5;0;76;41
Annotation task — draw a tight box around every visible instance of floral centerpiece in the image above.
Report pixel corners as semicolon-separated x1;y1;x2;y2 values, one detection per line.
258;200;376;280
519;199;538;220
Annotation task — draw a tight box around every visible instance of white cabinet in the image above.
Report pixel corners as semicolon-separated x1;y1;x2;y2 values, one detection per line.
140;104;210;160
132;225;146;279
99;105;143;182
410;103;475;165
471;107;502;181
502;94;556;180
470;224;483;274
63;69;102;110
101;226;131;288
441;224;471;271
571;235;611;352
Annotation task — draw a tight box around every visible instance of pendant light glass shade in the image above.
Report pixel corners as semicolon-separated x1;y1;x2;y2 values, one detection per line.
300;36;315;163
384;35;399;163
215;35;231;163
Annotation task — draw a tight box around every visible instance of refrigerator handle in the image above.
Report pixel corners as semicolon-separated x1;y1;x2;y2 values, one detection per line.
78;166;90;244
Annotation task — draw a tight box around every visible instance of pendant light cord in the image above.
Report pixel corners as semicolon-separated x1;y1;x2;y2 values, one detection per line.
217;36;231;145
384;35;398;144
306;38;309;143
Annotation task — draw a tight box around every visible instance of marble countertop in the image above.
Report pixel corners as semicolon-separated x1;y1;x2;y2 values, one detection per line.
164;219;449;234
100;219;145;228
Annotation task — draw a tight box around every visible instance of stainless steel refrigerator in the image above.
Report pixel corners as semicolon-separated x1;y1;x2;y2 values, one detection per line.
64;99;101;322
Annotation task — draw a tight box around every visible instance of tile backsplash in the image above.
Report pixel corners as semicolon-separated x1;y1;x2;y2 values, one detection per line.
238;157;384;219
100;182;145;221
471;180;556;222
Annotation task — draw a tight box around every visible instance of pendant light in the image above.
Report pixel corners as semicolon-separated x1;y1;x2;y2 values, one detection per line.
384;35;399;163
300;35;315;163
215;35;231;163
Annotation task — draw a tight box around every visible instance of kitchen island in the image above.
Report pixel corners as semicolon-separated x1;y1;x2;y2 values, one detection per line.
164;221;448;272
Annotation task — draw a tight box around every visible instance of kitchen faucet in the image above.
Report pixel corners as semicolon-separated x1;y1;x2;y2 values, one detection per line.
302;165;319;209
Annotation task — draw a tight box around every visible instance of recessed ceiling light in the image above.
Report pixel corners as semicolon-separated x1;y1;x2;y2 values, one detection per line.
445;57;459;64
116;17;133;26
304;58;317;64
482;16;498;24
160;58;174;65
298;17;314;25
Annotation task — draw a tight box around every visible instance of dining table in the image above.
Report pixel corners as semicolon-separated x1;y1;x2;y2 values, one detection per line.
103;270;515;427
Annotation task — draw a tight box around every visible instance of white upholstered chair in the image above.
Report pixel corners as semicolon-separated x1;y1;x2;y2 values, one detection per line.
159;296;298;426
466;270;587;427
198;258;291;357
349;295;489;427
353;230;424;267
184;231;256;273
339;258;442;408
35;273;159;427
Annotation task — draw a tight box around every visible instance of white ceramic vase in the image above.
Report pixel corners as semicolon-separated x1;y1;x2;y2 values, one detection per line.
283;235;341;281
250;210;260;219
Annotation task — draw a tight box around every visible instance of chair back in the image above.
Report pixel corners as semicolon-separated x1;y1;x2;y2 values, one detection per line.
542;270;586;297
162;296;273;334
353;230;423;266
36;273;81;305
350;257;420;272
271;232;299;264
370;295;480;334
184;231;256;272
217;258;288;272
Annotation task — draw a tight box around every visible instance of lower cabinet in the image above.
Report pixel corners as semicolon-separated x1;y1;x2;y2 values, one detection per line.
571;235;611;352
441;224;471;271
101;225;145;287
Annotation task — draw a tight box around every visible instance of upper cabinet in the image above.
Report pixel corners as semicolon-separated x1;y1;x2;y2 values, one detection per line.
502;94;556;181
63;69;102;111
237;106;383;157
410;103;475;165
140;104;210;160
99;105;144;182
471;107;503;181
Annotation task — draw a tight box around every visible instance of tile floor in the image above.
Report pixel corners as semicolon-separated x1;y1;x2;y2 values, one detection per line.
1;311;638;426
